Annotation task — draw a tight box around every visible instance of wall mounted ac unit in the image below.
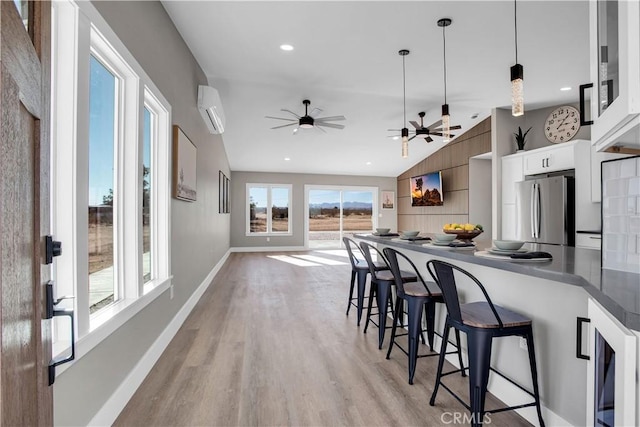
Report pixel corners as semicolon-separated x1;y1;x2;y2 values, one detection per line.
197;85;225;134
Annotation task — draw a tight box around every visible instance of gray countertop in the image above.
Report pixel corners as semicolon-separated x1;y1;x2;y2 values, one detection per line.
356;234;640;331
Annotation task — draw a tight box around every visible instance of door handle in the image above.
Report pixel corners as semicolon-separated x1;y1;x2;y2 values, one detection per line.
45;235;62;265
579;83;594;126
576;316;591;360
46;281;75;385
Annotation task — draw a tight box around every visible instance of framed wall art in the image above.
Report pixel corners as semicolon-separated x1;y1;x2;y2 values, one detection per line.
381;191;395;210
173;125;197;202
219;171;230;213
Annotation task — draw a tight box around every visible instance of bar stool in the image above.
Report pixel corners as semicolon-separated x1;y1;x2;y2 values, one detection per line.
343;237;387;326
360;242;417;349
426;260;545;427
383;248;465;385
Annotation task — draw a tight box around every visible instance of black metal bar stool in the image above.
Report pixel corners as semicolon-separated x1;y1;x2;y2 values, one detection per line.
383;248;465;385
343;237;387;326
426;260;545;427
360;242;417;349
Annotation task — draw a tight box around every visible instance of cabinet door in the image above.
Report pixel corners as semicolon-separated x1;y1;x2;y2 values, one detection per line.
589;0;640;146
502;155;524;204
591;150;629;202
585;299;637;427
523;144;575;175
576;233;602;249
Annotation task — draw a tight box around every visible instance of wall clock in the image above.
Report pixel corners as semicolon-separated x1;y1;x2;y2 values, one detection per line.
544;105;580;143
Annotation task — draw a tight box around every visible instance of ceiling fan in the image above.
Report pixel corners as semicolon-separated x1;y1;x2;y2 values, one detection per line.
409;111;461;142
266;99;346;134
389;112;461;143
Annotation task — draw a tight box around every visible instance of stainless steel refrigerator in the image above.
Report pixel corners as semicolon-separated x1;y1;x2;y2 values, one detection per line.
515;175;575;245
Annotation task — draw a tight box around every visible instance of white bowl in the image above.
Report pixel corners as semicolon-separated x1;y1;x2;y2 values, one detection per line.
401;230;420;238
434;233;456;242
493;240;525;250
376;228;391;234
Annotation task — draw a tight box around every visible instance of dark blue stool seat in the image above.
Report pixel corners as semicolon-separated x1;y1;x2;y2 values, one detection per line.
427;260;545;427
360;242;417;349
384;248;464;385
343;237;387;326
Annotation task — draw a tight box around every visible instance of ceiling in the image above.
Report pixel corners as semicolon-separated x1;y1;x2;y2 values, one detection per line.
161;1;590;177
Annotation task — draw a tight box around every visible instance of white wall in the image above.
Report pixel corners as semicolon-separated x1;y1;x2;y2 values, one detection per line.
230;171;397;248
53;2;231;425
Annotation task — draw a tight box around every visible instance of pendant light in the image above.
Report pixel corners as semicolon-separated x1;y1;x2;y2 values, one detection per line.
511;0;524;116
399;49;410;158
437;18;452;143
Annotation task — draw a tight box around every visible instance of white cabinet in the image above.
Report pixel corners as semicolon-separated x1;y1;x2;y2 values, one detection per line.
576;233;602;250
501;153;524;240
523;142;576;176
587;0;640;151
585;299;637;426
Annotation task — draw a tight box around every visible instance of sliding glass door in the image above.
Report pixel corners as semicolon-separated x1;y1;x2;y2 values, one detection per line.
305;186;377;249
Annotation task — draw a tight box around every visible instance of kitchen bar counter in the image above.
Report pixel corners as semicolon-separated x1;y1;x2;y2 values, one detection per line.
356;234;640;331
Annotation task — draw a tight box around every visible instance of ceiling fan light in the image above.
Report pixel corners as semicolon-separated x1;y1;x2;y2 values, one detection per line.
300;123;314;129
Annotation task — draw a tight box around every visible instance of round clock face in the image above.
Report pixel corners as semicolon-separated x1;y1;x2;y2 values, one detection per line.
544;106;580;143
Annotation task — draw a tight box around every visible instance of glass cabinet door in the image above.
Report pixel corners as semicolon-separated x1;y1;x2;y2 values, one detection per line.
597;0;619;116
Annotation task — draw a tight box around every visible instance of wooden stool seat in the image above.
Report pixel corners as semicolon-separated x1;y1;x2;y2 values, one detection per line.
403;281;442;298
461;302;532;329
354;259;387;272
375;269;417;283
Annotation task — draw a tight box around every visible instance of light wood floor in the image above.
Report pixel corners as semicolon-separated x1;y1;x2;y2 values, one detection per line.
115;251;531;427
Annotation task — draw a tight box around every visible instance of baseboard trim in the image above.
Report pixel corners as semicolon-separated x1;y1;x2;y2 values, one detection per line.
88;249;231;427
230;245;306;253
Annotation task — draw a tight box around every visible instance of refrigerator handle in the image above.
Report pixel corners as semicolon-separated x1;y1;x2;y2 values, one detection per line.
530;183;536;239
536;183;542;239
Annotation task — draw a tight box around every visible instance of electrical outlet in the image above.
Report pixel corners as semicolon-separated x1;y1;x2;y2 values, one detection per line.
266;237;270;242
519;337;528;350
170;285;174;300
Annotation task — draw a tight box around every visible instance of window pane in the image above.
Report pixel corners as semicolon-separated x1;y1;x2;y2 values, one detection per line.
88;55;117;314
343;191;373;232
249;187;267;233
271;187;289;233
142;107;152;283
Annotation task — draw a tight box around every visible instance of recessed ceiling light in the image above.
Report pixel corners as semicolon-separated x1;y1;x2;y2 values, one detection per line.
560;86;572;91
392;136;400;140
284;157;291;161
280;44;294;51
366;161;372;165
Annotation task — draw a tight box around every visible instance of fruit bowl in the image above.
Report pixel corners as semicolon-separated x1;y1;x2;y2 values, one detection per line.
443;229;483;241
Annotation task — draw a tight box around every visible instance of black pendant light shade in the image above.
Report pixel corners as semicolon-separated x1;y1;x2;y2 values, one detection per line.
399;49;410;158
511;0;524;116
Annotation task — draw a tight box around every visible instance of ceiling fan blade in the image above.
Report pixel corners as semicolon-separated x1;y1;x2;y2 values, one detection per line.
409;121;421;130
426;136;434;143
316;123;344;130
408;135;417;141
430;131;443;136
309;108;323;118
315;125;327;133
450;125;462;130
428;119;443;129
387;128;402;132
265;116;297;122
281;108;301;118
271;123;297;130
316;115;346;122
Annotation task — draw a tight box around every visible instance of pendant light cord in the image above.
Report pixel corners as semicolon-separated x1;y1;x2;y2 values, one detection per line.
514;0;518;63
402;54;407;125
442;24;448;104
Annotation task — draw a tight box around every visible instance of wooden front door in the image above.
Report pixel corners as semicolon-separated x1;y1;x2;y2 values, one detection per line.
0;1;53;425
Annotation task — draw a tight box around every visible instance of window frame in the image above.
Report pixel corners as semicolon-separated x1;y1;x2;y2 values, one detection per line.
246;183;293;236
51;0;172;366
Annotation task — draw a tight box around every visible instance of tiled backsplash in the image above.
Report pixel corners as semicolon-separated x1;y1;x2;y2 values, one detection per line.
602;156;640;273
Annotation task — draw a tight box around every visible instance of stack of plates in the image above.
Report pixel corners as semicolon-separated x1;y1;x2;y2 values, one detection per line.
432;240;456;246
487;247;528;256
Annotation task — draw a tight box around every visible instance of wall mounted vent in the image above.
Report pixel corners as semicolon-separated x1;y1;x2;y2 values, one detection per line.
197;85;225;134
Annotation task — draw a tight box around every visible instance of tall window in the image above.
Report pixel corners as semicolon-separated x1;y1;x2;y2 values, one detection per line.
247;184;292;235
142;107;153;283
51;0;172;359
88;55;118;313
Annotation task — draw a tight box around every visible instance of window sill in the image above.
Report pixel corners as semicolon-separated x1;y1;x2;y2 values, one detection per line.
54;276;172;376
245;232;293;237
